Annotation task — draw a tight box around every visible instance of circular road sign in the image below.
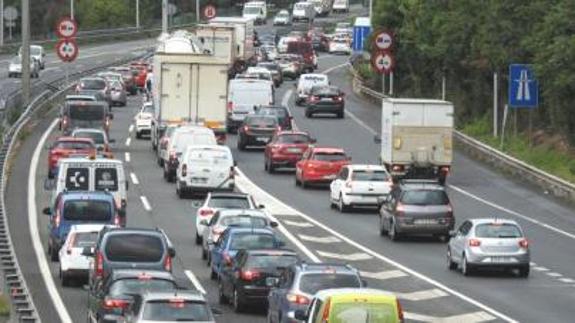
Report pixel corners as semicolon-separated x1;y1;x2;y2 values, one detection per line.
204;4;217;19
4;6;18;21
374;31;393;51
372;51;394;75
56;16;78;39
56;39;79;62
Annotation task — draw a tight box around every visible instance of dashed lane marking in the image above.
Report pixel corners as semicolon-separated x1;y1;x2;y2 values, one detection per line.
316;250;373;261
533;266;550;272
298;234;341;244
547;272;563;277
392;288;449;302
405;311;496;323
130;172;140;185
129;124;134;133
558;278;575;283
283;220;314;228
184;270;207;295
125;137;131;147
360;270;408;280
140;196;152;211
282;89;293;107
125;152;131;162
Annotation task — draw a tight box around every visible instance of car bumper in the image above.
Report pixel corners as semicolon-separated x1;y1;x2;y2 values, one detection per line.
342;193;387;206
466;250;530;267
307;103;344;113
270;154;302;166
242;134;273;146
302;172;337;183
136;122;152;132
396;219;454;234
227;116;248;129
239;285;271;304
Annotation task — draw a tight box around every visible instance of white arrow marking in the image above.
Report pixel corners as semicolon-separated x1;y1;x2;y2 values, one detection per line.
283;220;314;228
360;270;407;280
298;234;341;244
391;288;449;301
316;250;373;261
404;311;495;323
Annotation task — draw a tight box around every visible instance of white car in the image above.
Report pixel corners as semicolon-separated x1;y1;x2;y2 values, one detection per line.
329;38;352;55
295;73;329;105
261;45;279;61
59;224;108;286
277;36;299;53
273;10;291;26
8;55;39;78
245;67;274;82
330;164;393;212
20;45;45;69
175;145;235;198
335;22;353;35
71;128;113;154
193;192;260;244
134;102;154;139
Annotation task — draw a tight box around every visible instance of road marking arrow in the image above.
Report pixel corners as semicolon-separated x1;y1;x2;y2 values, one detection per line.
298;234;341;244
316;250;373;261
283;220;314;228
360;270;407;280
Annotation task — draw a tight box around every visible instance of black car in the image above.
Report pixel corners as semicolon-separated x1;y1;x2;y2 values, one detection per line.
87;269;178;323
305;85;346;118
311;35;329;52
254;106;292;131
237;115;279;150
218;249;300;312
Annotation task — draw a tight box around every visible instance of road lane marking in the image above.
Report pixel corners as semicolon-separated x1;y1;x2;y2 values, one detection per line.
547;272;562;277
533;266;549;272
298;234;341;244
322;62;350;74
360;270;408;280
316;250;373;261
125;137;131;147
140;196;152;211
28;118;73;323
130;172;140;185
283;220;314;227
282;89;293;107
405;311;496;323
129;124;134;133
559;278;575;283
392;288;449;301
125;152;131;162
184;270;207;295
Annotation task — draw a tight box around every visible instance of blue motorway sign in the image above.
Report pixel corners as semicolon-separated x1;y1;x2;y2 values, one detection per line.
508;64;539;108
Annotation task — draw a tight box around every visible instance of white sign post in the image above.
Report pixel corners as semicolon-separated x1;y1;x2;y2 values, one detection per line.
4;6;18;41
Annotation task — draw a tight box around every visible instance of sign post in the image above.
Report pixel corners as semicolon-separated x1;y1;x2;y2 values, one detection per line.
4;6;18;41
55;16;79;85
371;30;395;96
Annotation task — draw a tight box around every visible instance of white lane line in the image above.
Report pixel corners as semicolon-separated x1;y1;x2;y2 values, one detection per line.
28;118;73;323
316;250;373;261
129;124;134;133
323;62;350;74
283;220;314;228
125;152;131;162
282;89;293;107
533;266;550;272
130;172;140;185
558;278;575;283
405;311;496;323
125;137;131;147
360;270;408;280
547;272;562;278
140;196;152;211
234;167;516;322
298;234;341;244
184;270;207;295
393;288;449;301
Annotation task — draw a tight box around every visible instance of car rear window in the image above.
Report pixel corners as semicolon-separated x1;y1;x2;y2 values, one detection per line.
68;105;105;121
109;278;177;297
63;200;112;221
246;116;278;127
142;300;213;321
73;131;105;144
55;141;94;150
230;233;275;250
208;197;250;209
299;273;361;295
246;254;299;268
400;190;449;205
257;108;288;118
313;152;347;161
80;79;106;90
332;302;397;323
72;232;99;248
278;134;310;144
475;223;523;238
188;149;231;166
312;86;340;96
221;216;267;227
175;132;217;148
352;170;389;182
105;234;164;262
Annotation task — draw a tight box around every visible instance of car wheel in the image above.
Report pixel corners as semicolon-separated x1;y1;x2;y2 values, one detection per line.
233;288;245;313
210;267;218;280
461;254;473;276
338;194;349;213
157;156;164;167
267;159;275;173
195;232;202;245
60;269;70;287
136;131;141;139
237;139;246;151
301;178;307;189
379;215;388;236
337;110;344;119
388;219;401;242
50;244;59;262
218;281;228;304
447;248;457;270
201;245;207;260
176;183;184;199
305;109;312;118
295;175;300;186
518;265;530;278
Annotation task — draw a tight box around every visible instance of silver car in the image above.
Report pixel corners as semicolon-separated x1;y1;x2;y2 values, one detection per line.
447;218;530;277
109;80;127;107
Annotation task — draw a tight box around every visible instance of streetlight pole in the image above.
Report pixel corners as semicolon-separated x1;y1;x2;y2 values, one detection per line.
162;0;168;33
21;0;30;106
136;0;140;29
369;0;373;21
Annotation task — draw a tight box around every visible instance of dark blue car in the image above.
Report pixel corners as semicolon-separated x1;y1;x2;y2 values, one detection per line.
210;227;285;280
44;191;120;262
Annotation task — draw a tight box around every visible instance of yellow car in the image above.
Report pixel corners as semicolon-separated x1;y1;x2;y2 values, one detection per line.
289;288;404;323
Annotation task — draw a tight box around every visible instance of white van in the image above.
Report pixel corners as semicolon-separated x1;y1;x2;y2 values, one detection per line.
20;45;46;69
227;79;274;132
51;157;128;213
296;73;329;105
176;145;235;198
332;0;350;13
277;36;300;53
242;1;267;25
292;2;315;23
308;0;332;17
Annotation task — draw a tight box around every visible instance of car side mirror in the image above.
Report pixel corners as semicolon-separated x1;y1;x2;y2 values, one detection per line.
362;279;368;287
270;221;279;228
109;139;116;144
168;247;176;258
266;277;280;287
291;310;307;321
373;135;382;144
200;219;209;226
449;230;457;238
347;157;352;161
82;246;95;257
258;204;265;209
234;160;238;167
310;137;317;143
44;178;55;190
42;207;52;215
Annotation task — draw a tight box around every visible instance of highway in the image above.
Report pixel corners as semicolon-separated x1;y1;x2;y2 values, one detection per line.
4;8;575;323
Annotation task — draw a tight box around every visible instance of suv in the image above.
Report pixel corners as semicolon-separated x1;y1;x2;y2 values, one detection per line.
237;114;279;150
83;227;176;286
378;180;454;241
267;262;365;323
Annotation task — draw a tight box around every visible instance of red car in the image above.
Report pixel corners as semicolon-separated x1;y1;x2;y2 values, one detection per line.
264;131;316;173
130;61;149;89
47;137;96;178
295;147;351;188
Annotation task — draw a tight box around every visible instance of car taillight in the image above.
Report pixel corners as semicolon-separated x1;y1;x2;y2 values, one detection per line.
229;167;236;179
469;238;481;247
276;126;282;132
446;204;453;217
345;181;352;189
310;95;320;102
199;208;214;217
239;269;261;281
440;166;450;174
270;145;280;152
62;117;68;126
519;239;529;249
160;139;169;149
66;233;76;255
396;203;405;217
103;298;130;310
54;212;61;228
114;216;120;226
243;125;250;132
335;96;343;102
227;102;234;112
396;298;404;322
164;255;172;271
287;293;310;305
169;150;177;160
75;85;81;92
182;164;187;177
223;252;232;266
105;118;111;128
392;165;404;172
95;251;104;278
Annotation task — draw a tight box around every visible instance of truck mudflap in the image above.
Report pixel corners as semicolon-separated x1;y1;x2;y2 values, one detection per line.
387;164;450;185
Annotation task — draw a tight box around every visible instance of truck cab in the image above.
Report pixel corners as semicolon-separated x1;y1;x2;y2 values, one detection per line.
242;1;267;25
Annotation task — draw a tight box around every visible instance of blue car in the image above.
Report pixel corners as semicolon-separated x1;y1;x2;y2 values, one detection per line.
43;191;120;262
210;227;285;280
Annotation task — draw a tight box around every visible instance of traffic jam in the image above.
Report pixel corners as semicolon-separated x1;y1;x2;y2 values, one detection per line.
39;1;532;323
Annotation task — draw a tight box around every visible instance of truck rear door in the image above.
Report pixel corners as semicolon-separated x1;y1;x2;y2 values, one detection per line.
160;63;194;121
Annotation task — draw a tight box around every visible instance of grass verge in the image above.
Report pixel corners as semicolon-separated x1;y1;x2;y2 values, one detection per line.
0;294;10;317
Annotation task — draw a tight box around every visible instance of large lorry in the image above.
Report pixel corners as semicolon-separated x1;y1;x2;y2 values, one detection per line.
208;17;256;77
151;31;231;149
378;98;453;184
194;24;238;79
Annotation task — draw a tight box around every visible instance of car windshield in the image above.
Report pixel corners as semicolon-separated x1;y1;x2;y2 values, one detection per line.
72;232;99;248
105;234;164;262
244;7;261;14
74;131;105;144
30;47;42;55
55;141;93;150
142;105;154;114
246;116;277;127
79;79;106;90
299;273;361;295
174;133;217;150
277;134;310;144
62;200;112;221
352;170;389;182
246;254;299;268
277;11;288;17
401;190;449;206
230;233;275;250
142;300;212;321
208;196;250;209
221;216;267;227
68;104;105;121
109;278;177;297
295;3;306;9
475;223;523;238
257;108;287;118
259;63;280;71
313;152;347;161
331;302;397;323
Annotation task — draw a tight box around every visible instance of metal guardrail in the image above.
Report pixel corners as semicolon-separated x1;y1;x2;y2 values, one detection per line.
0;48;153;323
347;65;575;202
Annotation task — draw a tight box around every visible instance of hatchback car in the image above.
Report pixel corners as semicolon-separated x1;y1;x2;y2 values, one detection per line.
219;249;300;312
109;66;138;95
156;123;184;165
378;180;454;241
264;131;316;173
71;128;113;155
8;55;40;78
295;147;351;188
330;165;392;212
237;115;279;150
254;106;293;131
75;77;111;104
306;85;345;118
267;263;365;323
275;54;303;80
47;137;96;178
59;224;106;286
447;218;530;277
273;10;291;26
257;62;283;87
109;80;127;107
329;37;352;55
134;102;154;139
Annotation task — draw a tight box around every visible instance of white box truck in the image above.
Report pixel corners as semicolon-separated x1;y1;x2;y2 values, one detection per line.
152;32;231;149
208;17;256;76
378;98;453;184
194;24;237;78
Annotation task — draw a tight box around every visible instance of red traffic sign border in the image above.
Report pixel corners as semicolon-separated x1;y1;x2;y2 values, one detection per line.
371;51;395;75
55;16;78;39
56;39;79;62
373;30;394;51
203;4;217;19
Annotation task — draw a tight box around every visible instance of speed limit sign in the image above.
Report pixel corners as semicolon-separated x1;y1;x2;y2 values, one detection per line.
204;5;217;19
371;52;394;75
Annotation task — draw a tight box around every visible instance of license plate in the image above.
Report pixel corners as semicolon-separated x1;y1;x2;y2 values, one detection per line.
491;257;513;263
321;97;332;102
323;174;336;180
287;148;301;153
256;137;269;142
414;219;437;225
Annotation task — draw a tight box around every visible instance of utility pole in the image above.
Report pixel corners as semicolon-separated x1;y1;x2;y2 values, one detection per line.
162;0;168;33
21;0;30;106
493;72;498;137
369;0;373;21
136;0;140;28
1;0;4;46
